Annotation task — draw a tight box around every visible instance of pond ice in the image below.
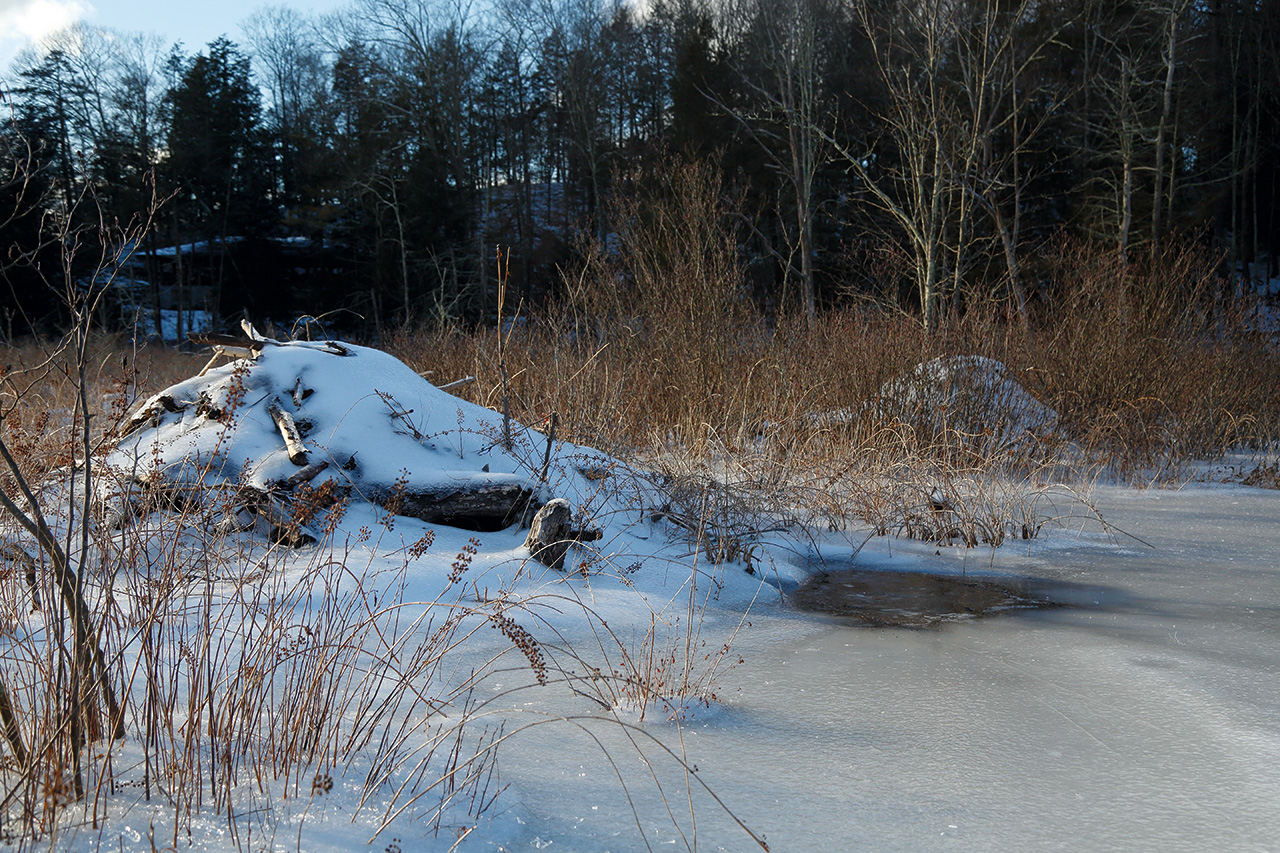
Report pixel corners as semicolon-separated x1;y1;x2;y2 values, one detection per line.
488;484;1280;851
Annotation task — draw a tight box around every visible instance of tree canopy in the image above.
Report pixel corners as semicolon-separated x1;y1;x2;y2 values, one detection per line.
0;0;1276;337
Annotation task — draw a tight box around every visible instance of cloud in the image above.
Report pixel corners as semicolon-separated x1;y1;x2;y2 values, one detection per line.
0;0;91;71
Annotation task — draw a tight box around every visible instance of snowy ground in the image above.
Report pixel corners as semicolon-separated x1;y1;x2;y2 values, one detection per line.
11;343;1279;851
31;480;1277;852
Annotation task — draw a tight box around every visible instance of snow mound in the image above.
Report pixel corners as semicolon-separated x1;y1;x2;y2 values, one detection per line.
877;355;1061;454
106;337;614;537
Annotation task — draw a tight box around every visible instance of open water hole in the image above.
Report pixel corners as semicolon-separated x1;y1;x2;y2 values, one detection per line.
788;566;1103;628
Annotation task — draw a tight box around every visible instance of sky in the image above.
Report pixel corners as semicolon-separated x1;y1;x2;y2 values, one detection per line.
0;0;346;72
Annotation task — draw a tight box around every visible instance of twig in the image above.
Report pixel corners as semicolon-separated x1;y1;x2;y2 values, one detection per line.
539;412;559;484
438;375;477;392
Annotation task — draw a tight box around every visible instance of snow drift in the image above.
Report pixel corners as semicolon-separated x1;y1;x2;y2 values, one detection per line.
877;355;1061;454
105;335;615;547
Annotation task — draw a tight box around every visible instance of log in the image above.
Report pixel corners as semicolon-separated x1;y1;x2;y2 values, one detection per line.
119;394;187;438
525;498;573;570
371;482;539;530
187;332;269;357
279;461;329;490
266;400;310;465
0;542;39;611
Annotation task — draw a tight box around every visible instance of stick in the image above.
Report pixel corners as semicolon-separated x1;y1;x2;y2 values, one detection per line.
266;400;310;465
437;375;477;392
539;412;559;483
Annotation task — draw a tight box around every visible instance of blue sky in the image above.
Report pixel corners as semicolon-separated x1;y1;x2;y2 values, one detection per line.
0;0;346;72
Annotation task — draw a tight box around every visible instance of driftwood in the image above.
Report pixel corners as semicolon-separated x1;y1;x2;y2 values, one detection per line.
0;542;39;611
266;400;310;465
370;482;539;530
523;498;603;570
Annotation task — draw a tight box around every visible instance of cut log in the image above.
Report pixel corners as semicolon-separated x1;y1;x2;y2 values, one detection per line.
0;542;39;611
370;482;539;531
266;400;310;465
525;498;573;570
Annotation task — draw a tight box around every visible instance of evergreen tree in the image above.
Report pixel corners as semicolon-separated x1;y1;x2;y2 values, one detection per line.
165;37;272;238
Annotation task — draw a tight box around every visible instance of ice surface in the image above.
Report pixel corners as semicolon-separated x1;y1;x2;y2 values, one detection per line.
485;485;1280;851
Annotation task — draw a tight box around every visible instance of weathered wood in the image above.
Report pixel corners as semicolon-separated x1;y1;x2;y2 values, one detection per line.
187;332;269;356
321;340;350;356
266;400;310;465
290;377;314;408
280;461;329;489
372;482;539;530
525;498;573;570
119;394;187;438
437;375;477;392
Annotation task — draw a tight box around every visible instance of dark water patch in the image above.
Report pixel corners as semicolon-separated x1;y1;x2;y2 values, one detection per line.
791;568;1072;628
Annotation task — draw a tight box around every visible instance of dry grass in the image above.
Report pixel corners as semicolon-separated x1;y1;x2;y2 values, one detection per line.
383;166;1280;550
391;233;1280;503
0;331;761;849
1;157;1277;848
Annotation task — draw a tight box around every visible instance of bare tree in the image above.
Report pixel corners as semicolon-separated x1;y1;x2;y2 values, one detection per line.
726;0;826;324
816;0;1066;329
819;0;960;331
1150;0;1191;256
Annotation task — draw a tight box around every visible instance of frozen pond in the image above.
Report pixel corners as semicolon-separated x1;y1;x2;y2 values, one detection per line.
492;485;1280;851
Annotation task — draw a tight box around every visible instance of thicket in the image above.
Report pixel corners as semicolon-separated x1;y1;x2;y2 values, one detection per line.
2;0;1278;334
0;129;1276;853
389;160;1280;488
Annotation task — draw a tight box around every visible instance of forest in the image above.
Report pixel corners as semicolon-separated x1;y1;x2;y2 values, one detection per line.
1;4;1280;847
1;0;1277;339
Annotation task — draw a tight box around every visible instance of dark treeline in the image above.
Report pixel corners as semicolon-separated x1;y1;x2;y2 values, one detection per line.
1;0;1277;338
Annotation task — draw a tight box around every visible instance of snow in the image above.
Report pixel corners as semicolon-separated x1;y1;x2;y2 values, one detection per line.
6;342;1280;851
877;355;1061;450
485;485;1280;851
108;339;616;506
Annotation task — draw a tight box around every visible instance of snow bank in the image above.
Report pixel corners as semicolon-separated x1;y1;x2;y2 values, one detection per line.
877;355;1061;454
106;337;622;540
